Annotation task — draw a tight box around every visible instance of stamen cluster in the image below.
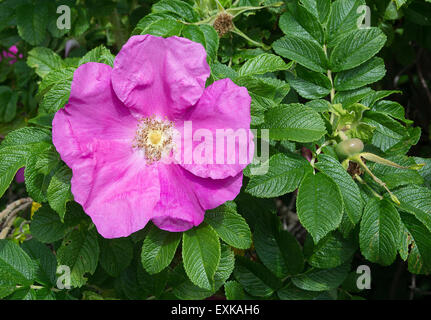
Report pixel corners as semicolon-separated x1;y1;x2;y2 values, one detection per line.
134;116;174;163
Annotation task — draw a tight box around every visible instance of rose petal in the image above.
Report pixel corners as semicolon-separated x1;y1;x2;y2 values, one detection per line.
52;62;160;238
151;164;243;232
111;35;210;120
177;78;254;179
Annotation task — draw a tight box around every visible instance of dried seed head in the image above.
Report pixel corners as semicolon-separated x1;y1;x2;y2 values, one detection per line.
213;12;234;37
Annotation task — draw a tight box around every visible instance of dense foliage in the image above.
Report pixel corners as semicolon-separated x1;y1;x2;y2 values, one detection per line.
0;0;430;300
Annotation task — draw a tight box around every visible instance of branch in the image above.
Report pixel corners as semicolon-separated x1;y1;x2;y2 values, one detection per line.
0;198;32;239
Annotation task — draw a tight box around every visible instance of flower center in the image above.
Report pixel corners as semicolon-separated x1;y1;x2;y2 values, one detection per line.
134;117;174;164
149;130;162;145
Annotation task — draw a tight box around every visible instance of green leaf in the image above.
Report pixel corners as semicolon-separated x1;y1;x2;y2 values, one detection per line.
296;172;344;243
235;76;289;103
334;57;386;91
400;212;431;274
253;213;304;277
173;244;234;300
246;153;312;198
39;79;72;114
414;157;431;188
30;206;68;243
0;240;36;286
46;164;73;220
224;280;249;300
21;239;57;287
326;0;365;47
235;193;277;231
305;232;357;269
398;223;412;261
0;281;16;299
79;46;115;67
24;146;59;203
291;264;350;291
235;76;290;126
0;86;18;122
37;67;73;99
264;103;326;142
182;223;221;291
0;127;51;198
361;90;402;107
286;65;332;99
7;286;37;300
27;47;64;78
152;0;199;22
369;155;424;189
182;24;206;49
305;99;331;112
330;28;387;72
182;24;219;64
362;111;408;152
371;100;412;125
279;4;324;44
143;18;183;37
277;282;321;300
359;198;400;266
199;25;219;63
393;185;431;234
315;154;364;224
133;12;178;35
272;36;328;73
234;256;282;297
238;53;290;77
56;228;100;288
334;87;373;107
205;203;252;249
16;3;48;46
300;0;331;24
99;238;134;277
141;226;181;274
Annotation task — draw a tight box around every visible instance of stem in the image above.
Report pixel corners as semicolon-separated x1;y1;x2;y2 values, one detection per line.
0;198;32;222
16;285;61;292
351;155;400;205
354;174;383;200
226;2;284;18
232;27;270;50
310;141;331;168
323;45;335;103
214;0;225;11
0;198;33;240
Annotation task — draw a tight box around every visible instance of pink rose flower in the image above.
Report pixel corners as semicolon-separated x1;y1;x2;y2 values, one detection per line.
1;45;23;64
52;35;253;238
